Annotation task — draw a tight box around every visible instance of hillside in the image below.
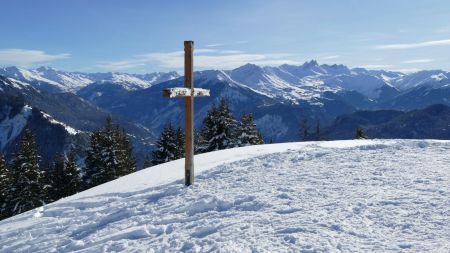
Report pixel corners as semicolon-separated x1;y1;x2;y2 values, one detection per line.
0;140;449;252
323;104;450;140
0;76;155;163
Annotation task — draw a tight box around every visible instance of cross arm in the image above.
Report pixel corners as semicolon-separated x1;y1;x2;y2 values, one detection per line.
163;87;210;98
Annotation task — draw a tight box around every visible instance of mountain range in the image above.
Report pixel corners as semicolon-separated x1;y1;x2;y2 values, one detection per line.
1;61;449;165
0;66;179;93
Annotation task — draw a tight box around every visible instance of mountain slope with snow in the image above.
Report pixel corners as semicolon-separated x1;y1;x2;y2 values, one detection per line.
0;139;449;252
0;75;155;163
3;62;450;143
0;66;179;93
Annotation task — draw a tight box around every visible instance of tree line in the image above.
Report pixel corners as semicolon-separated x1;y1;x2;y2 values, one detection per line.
0;116;136;220
148;98;264;166
299;118;368;141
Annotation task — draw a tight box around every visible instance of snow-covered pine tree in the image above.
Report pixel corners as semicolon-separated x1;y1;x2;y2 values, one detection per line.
99;117;119;182
115;128;136;177
151;123;178;165
64;148;81;196
84;131;104;188
84;117;136;188
200;98;238;152
0;153;11;219
236;113;264;146
8;128;46;215
174;127;185;159
47;153;66;201
46;148;81;201
193;128;202;154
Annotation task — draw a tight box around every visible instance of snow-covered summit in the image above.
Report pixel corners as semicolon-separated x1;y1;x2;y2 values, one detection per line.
392;70;450;90
0;66;180;93
0;139;449;252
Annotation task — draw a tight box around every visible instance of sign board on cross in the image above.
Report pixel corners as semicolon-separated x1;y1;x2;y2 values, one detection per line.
162;41;210;186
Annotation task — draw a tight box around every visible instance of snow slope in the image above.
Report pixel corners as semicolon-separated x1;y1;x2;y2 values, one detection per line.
0;139;449;252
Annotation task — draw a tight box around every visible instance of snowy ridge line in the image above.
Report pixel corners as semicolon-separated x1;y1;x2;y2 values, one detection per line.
0;66;180;93
64;139;432;200
0;139;449;252
40;111;80;135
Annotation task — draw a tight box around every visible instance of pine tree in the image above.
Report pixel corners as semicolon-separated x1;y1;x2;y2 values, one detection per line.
194;128;202;154
84;131;104;187
64;148;81;196
47;149;81;201
200;98;238;152
151;123;178;165
355;127;367;139
174;127;185;159
143;154;153;168
236;113;264;146
301;118;309;141
7;128;46;215
84;117;136;188
47;153;66;201
0;153;11;219
315;119;321;141
115;128;137;177
100;117;119;182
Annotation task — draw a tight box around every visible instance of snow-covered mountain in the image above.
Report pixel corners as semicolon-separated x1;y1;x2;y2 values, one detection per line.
2;61;450;142
74;61;450;142
1;62;448;101
0;76;155;163
0;139;449;252
392;70;450;90
0;66;179;93
223;61;401;101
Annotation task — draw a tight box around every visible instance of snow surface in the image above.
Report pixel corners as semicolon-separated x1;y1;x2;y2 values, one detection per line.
0;139;449;252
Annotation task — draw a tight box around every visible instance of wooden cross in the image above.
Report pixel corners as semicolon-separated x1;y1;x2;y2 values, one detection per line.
163;41;210;186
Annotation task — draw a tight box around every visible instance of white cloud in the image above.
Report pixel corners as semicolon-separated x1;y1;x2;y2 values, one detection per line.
206;43;224;48
402;59;433;64
358;64;394;69
195;49;217;53
96;60;146;71
220;50;244;54
375;39;450;49
390;68;421;73
205;40;249;48
322;55;340;60
0;48;69;66
98;49;299;71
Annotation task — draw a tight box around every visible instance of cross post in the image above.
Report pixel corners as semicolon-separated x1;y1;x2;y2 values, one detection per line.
163;41;210;186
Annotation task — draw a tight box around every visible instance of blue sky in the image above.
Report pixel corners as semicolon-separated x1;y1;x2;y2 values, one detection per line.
1;0;450;73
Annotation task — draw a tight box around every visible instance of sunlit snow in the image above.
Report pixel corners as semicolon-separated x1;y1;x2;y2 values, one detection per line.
0;139;449;252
